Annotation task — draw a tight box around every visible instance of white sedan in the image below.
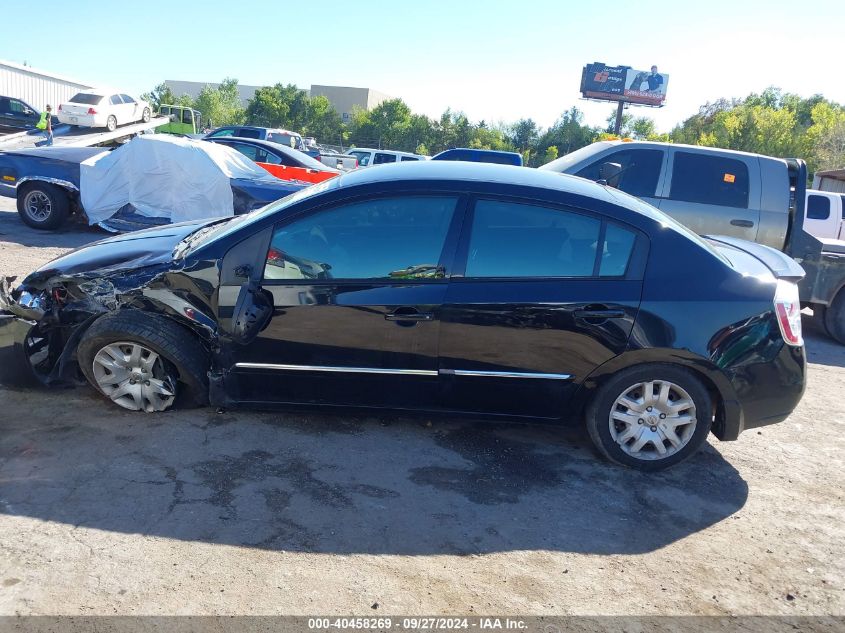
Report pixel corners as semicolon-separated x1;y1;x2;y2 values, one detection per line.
57;90;151;132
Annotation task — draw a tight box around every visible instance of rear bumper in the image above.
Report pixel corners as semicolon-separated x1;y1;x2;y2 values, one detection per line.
0;313;38;386
57;112;102;127
717;342;806;440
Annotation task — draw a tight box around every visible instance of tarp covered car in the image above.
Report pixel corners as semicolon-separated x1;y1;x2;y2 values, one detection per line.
0;135;306;232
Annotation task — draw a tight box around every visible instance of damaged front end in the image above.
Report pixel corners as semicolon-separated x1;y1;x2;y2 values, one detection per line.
0;273;130;387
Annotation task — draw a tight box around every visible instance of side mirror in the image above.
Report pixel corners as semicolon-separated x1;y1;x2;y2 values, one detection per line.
597;162;623;188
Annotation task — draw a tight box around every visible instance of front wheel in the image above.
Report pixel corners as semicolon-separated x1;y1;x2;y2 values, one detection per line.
142;107;150;123
77;311;209;412
586;364;713;471
106;115;117;132
16;182;70;230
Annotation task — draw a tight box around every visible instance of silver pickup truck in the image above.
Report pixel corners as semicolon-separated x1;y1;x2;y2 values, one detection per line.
541;141;845;344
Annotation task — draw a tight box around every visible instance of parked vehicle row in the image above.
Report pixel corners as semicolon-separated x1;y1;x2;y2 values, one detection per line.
0;161;807;471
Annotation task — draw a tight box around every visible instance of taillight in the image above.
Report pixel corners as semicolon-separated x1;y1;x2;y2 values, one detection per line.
354;159;359;168
87;107;97;115
774;280;802;346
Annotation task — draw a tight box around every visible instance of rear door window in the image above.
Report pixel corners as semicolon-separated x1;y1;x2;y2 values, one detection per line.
465;200;601;278
109;95;122;105
807;195;831;220
670;152;750;209
373;152;397;165
120;94;136;104
575;149;664;197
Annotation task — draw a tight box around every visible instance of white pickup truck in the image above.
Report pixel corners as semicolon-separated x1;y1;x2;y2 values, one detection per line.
804;190;845;242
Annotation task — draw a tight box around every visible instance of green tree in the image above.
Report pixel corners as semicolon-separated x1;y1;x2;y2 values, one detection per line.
509;118;539;152
194;78;245;127
141;83;193;110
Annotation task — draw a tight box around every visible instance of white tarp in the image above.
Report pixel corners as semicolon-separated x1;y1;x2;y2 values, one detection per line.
79;134;278;224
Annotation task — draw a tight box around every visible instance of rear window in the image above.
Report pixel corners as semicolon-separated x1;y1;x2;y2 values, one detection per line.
807;195;831;220
237;128;262;139
69;93;103;105
670;152;750;209
267;132;298;147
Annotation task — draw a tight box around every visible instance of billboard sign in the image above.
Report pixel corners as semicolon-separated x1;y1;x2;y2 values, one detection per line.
580;63;669;106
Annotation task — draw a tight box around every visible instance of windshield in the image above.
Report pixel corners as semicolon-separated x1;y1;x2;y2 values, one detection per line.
183;177;340;253
538;142;614;173
69;93;103;105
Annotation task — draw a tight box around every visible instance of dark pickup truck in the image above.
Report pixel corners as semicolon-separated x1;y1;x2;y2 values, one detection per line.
541;141;845;344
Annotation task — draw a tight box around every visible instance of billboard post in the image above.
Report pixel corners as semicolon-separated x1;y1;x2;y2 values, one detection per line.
613;101;625;136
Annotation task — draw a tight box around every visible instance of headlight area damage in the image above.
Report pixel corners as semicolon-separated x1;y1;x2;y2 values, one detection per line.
0;263;217;390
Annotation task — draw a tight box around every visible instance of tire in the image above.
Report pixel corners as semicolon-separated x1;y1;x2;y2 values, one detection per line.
142;108;151;123
811;304;830;338
77;311;209;412
586;364;713;471
106;115;117;132
16;182;70;230
823;290;845;345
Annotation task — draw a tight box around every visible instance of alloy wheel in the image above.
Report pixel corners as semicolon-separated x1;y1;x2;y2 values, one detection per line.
608;380;697;460
92;341;176;412
23;191;52;222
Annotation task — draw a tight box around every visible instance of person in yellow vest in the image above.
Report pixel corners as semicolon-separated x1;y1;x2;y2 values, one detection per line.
36;105;53;146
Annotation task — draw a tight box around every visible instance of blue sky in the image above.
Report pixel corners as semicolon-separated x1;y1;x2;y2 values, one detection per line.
3;0;844;132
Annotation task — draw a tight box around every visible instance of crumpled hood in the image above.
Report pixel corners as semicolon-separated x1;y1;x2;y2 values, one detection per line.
24;219;220;284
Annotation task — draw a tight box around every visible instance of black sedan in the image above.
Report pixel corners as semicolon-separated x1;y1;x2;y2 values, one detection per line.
0;162;807;470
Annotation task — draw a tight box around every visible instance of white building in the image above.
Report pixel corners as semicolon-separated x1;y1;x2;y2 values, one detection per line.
0;59;92;111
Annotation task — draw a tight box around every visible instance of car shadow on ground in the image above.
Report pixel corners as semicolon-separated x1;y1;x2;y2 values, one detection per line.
0;386;748;556
0;207;103;250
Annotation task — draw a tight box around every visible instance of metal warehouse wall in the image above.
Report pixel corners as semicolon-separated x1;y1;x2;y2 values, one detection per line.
0;60;92;113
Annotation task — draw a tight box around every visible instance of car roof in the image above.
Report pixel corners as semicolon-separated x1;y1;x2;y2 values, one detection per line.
206;136;341;172
335;160;619;203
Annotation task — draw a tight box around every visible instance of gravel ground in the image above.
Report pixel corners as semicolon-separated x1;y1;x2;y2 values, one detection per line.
0;197;842;617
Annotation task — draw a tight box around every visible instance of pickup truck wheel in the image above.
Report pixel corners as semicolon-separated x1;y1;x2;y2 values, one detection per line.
823;291;845;345
16;182;70;230
106;115;117;132
586;364;713;471
78;311;209;412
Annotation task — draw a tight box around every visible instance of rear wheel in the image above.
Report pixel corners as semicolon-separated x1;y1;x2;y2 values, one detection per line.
106;115;117;132
77;311;208;412
823;290;845;345
142;107;151;123
16;182;70;230
586;364;713;471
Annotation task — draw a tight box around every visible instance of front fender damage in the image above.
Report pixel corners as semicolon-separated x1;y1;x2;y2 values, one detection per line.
0;262;217;388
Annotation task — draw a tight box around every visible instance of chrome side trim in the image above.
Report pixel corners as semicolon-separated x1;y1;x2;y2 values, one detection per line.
233;363;438;377
440;369;572;380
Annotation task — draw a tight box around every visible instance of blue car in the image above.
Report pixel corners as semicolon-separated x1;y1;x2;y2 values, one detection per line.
432;148;523;166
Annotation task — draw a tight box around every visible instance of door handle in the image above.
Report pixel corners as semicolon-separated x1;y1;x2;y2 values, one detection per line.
385;308;434;322
574;307;626;321
730;219;754;228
